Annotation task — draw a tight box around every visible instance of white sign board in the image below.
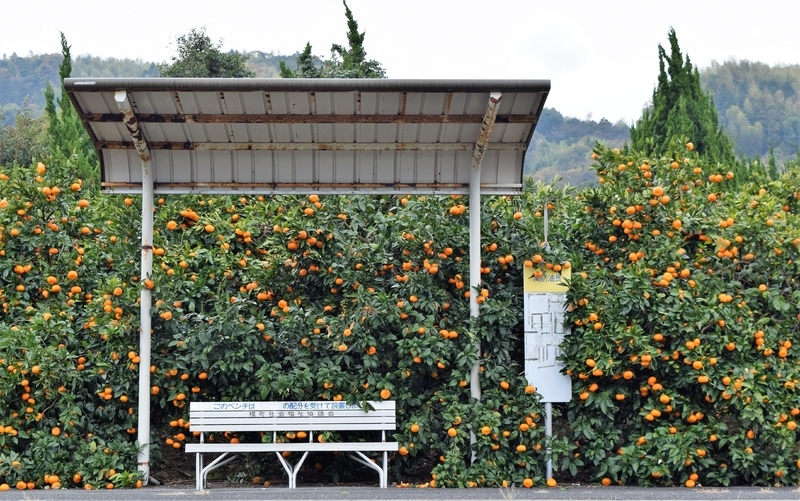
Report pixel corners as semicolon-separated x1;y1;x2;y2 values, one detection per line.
524;292;572;402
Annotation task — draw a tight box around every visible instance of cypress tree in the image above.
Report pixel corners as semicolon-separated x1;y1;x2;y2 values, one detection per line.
281;0;385;79
157;27;255;78
43;33;98;190
279;43;318;78
630;29;734;165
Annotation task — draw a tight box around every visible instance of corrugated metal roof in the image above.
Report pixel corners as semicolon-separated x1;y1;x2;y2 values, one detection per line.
65;78;549;195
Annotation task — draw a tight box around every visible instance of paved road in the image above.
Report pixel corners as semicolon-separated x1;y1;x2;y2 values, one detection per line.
1;485;798;501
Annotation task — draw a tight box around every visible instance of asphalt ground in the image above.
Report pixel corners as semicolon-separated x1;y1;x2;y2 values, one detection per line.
1;484;799;501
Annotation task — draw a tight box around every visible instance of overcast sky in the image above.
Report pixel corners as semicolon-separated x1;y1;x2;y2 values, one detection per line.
4;0;799;124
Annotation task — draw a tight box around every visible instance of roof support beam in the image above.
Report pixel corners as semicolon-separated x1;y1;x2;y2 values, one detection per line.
101;181;521;190
115;90;154;485
81;112;537;125
96;141;526;152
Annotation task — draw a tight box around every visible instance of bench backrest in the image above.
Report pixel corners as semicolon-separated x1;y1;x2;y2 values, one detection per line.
189;401;395;433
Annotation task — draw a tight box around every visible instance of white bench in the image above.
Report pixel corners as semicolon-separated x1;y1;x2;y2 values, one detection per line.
185;400;397;489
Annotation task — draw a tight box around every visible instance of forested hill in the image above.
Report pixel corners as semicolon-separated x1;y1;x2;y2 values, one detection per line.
0;51;297;120
0;53;155;119
525;109;629;186
701;60;800;161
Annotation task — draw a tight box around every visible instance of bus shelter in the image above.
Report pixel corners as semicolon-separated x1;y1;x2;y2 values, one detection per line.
65;77;549;482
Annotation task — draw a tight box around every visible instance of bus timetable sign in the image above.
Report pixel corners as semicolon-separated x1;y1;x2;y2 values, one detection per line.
523;268;572;403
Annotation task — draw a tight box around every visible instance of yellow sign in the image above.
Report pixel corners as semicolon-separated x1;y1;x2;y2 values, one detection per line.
524;267;571;293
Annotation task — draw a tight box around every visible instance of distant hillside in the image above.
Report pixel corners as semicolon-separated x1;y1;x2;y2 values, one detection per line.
0;53;158;122
0;51;297;124
525;108;629;186
0;53;62;120
702;60;800;161
245;51;303;78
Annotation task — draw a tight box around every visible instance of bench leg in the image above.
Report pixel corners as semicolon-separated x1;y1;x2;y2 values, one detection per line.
383;451;388;488
196;453;202;490
276;451;309;488
349;451;387;488
197;452;238;489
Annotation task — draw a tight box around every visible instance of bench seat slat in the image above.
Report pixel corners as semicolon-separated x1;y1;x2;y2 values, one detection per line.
190;413;394;422
190;406;396;413
190;415;395;422
189;413;396;423
191;408;395;415
190;412;395;420
190;423;394;432
190;402;395;412
190;421;395;429
190;422;395;432
186;442;399;453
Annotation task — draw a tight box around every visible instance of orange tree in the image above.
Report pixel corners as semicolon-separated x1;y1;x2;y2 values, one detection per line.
561;138;800;486
0;161;142;490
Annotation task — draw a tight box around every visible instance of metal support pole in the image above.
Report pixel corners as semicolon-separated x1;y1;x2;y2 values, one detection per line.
545;402;553;479
468;163;482;401
469;91;502;403
467;92;502;462
115;90;153;485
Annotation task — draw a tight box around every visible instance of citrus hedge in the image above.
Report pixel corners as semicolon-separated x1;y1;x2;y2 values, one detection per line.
0;163;142;490
561;139;800;486
0;138;798;489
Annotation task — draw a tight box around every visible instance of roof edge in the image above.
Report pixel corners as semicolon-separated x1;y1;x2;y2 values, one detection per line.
64;78;550;94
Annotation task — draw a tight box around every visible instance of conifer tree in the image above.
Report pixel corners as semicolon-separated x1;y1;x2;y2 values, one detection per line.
279;43;318;78
158;27;255;78
630;29;734;165
767;145;779;179
43;33;98;190
280;0;385;79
